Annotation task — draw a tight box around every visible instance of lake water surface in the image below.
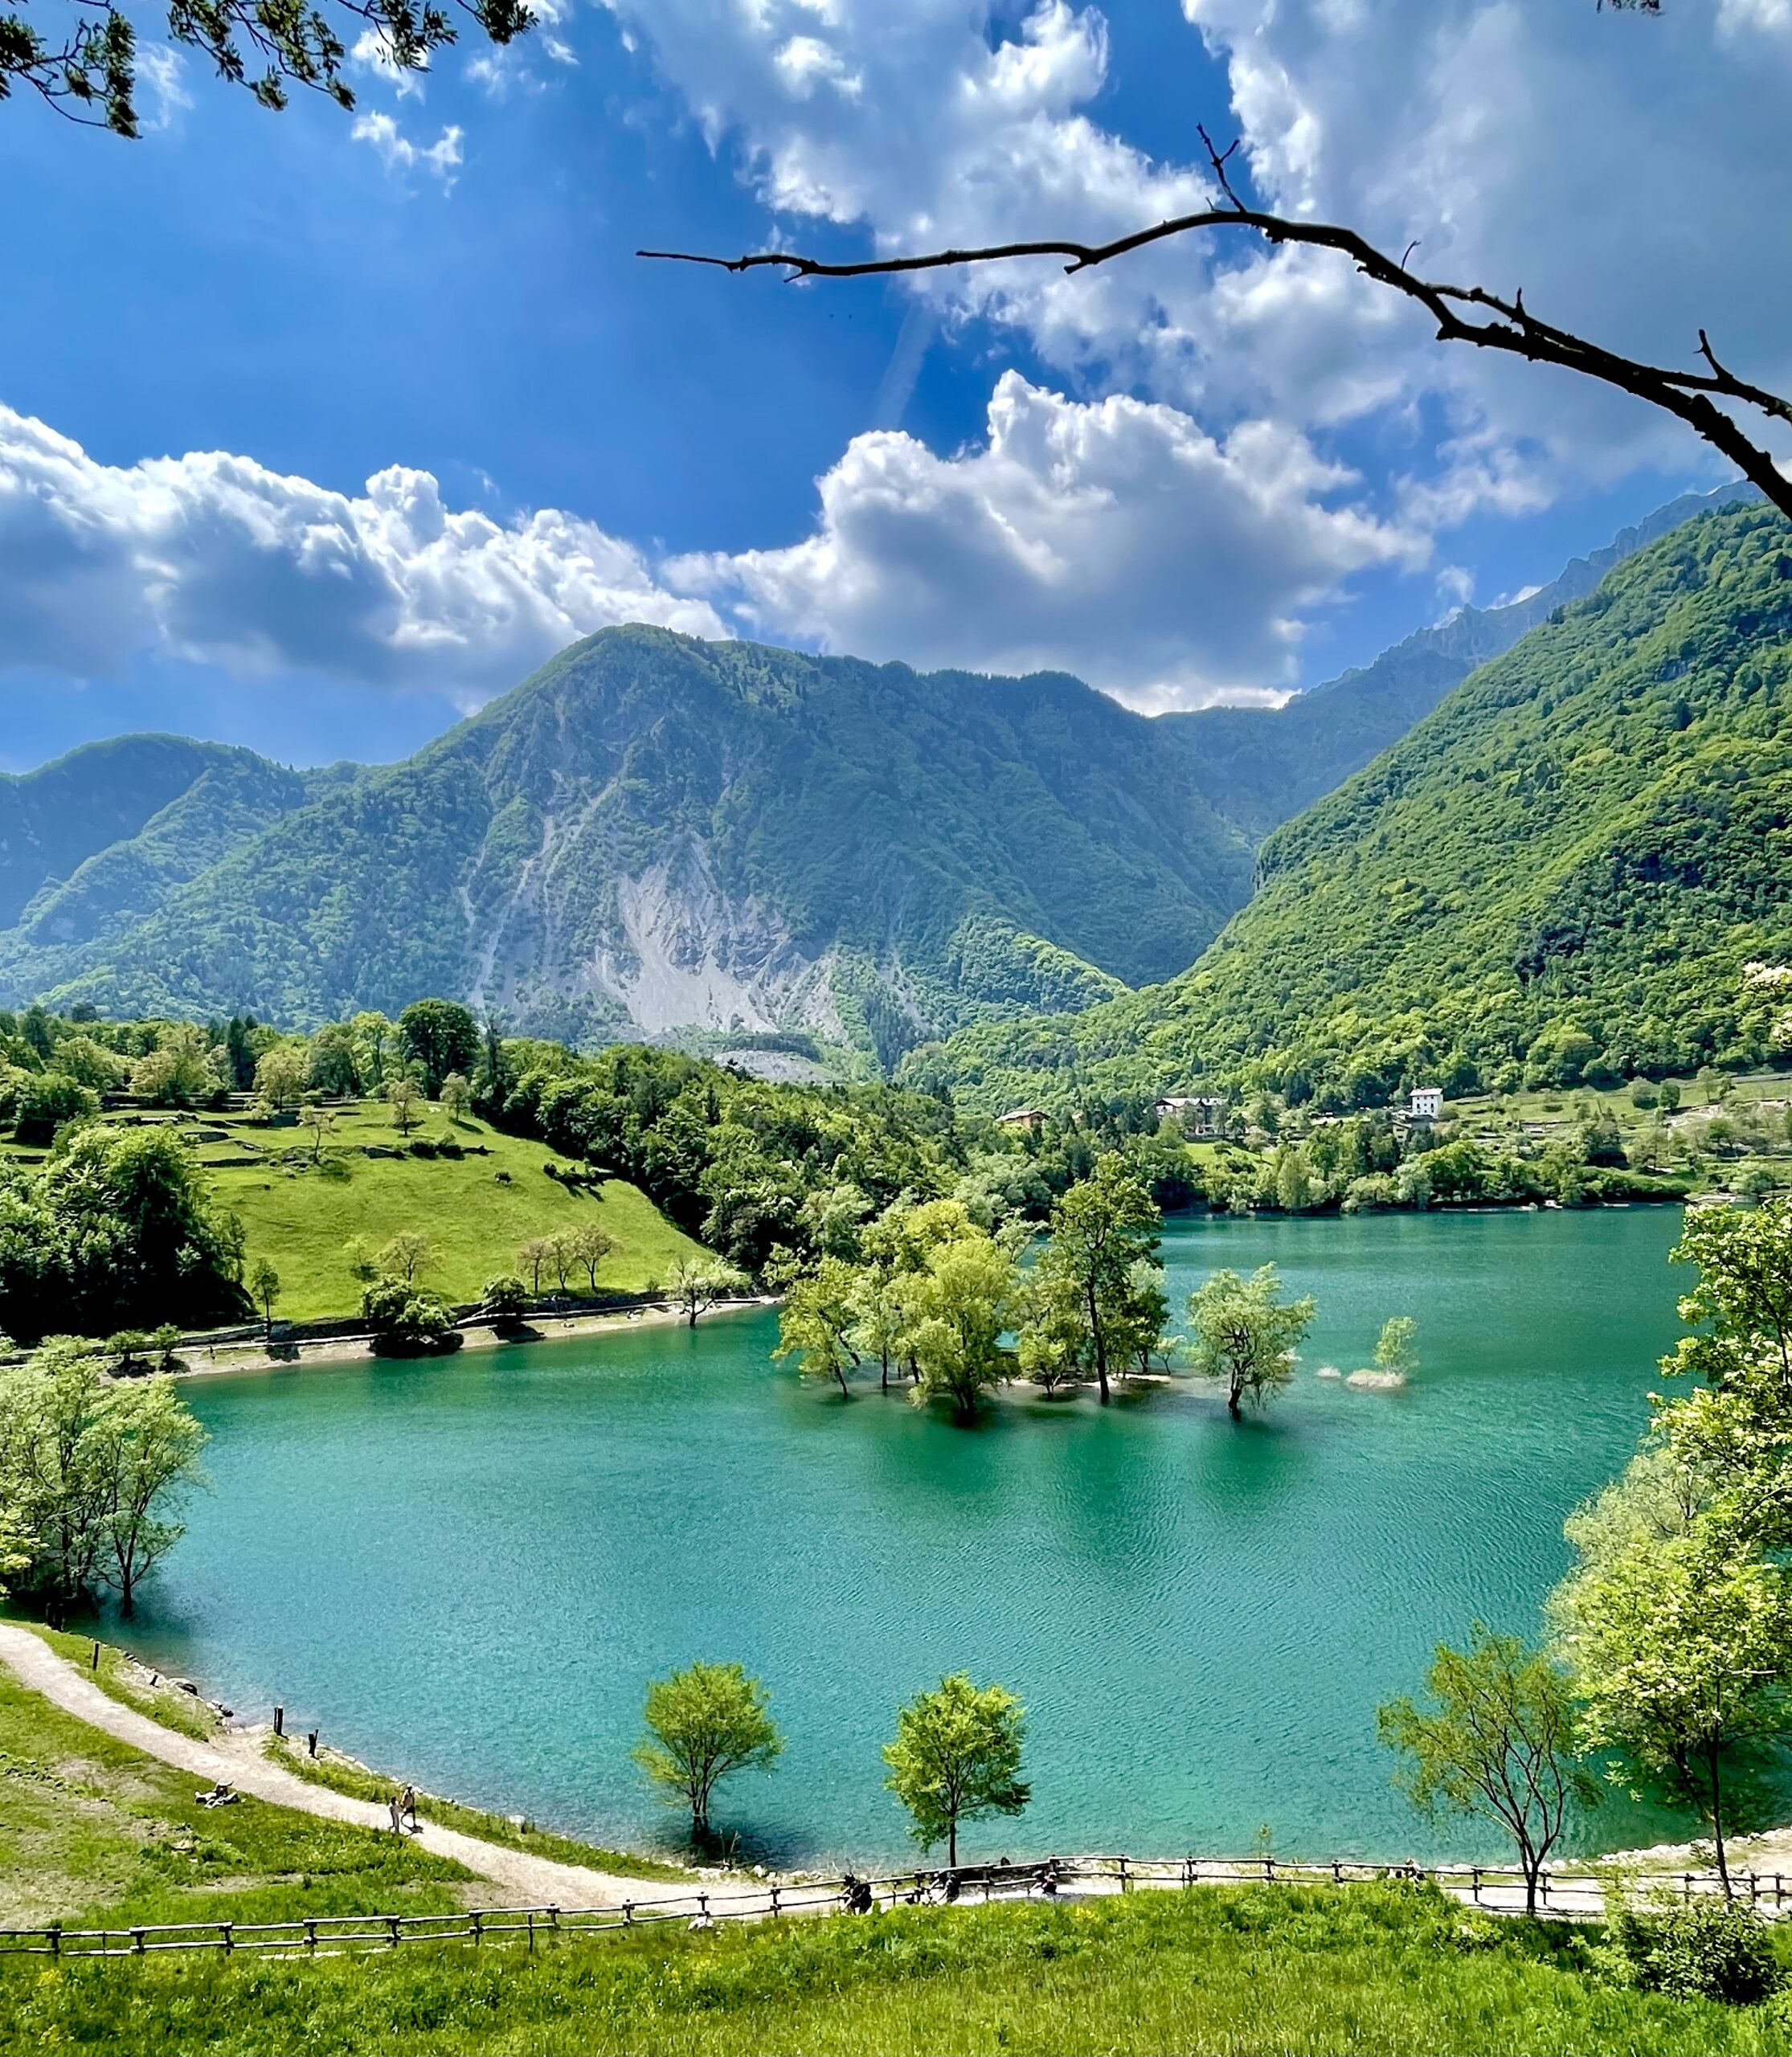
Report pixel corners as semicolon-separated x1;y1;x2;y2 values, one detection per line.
124;1208;1688;1867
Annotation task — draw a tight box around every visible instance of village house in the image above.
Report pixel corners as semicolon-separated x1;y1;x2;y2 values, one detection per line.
996;1106;1047;1133
1409;1086;1444;1123
1154;1094;1226;1137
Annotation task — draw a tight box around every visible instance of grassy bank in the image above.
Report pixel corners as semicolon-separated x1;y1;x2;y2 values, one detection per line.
0;1660;467;1931
173;1101;702;1318
6;1883;1792;2055
23;1622;223;1741
261;1734;692;1883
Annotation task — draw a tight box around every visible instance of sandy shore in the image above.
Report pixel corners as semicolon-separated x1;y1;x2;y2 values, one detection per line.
177;1297;779;1379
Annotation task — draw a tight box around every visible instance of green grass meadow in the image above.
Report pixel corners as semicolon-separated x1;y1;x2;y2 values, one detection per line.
7;1882;1792;2056
147;1100;704;1319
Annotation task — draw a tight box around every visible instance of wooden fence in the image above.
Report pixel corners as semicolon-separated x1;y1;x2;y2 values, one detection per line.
2;1853;1786;1964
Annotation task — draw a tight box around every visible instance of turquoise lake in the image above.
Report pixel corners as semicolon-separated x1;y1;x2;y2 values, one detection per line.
121;1207;1690;1869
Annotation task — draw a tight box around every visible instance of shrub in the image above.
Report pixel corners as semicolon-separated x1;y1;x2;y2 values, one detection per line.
1606;1895;1782;2005
481;1274;530;1330
359;1279;461;1358
407;1137;439;1159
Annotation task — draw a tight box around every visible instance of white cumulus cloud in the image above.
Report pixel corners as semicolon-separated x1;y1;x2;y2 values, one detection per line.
673;372;1426;709
0;407;727;695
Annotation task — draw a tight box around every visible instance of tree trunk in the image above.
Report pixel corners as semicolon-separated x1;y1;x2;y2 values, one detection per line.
1709;1744;1733;1899
1089;1284;1110;1405
947;1819;957;1869
1228;1362;1243;1418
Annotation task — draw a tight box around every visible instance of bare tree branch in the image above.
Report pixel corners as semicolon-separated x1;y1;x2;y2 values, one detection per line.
640;126;1792;522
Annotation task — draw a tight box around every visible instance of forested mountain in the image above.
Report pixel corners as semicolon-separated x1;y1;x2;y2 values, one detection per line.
912;496;1792;1113
1160;482;1750;838
0;486;1746;1066
5;632;1257;1062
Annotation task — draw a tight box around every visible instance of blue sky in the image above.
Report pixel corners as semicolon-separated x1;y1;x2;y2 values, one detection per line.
2;0;1788;771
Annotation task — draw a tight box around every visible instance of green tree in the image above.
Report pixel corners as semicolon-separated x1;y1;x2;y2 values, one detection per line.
254;1043;309;1114
666;1257;750;1328
0;1339;205;1619
248;1258;281;1342
0;0;531;139
1373;1315;1418;1380
632;1661;783;1841
567;1221;618;1295
440;1071;473;1122
774;1257;861;1399
298;1102;336;1163
384;1072;424;1137
903;1235;1018;1422
1015;1264;1090;1397
12;1070;97;1145
1663;1196;1792;1404
377;1232;432;1286
1554;1523;1792;1895
132;1024;227;1110
398;1000;481;1098
481;1274;529;1331
1189;1264;1316;1419
360;1278;459;1357
882;1674;1029;1869
1025;1154;1163;1405
517;1237;555;1296
1378;1627;1598;1914
104;1376;207;1613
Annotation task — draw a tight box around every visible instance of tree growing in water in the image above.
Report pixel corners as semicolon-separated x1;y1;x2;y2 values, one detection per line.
1553;1519;1791;1897
632;1661;783;1842
1188;1264;1316;1418
774;1257;861;1398
667;1258;751;1328
1022;1154;1164;1405
1378;1626;1597;1915
883;1673;1029;1870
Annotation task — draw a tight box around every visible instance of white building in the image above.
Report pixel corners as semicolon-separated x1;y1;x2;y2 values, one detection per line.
1155;1094;1226;1137
1409;1086;1444;1123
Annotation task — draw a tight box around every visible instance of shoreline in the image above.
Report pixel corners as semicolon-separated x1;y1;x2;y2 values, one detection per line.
175;1295;780;1380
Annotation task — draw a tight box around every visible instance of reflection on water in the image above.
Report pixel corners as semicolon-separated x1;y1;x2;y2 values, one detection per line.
119;1208;1687;1867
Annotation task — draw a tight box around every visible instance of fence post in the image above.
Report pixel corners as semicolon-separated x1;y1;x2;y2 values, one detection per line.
133;1928;146;1957
273;1706;283;1738
527;1911;535;1954
1684;1873;1693;1905
90;1642;100;1672
1333;1860;1343;1887
771;1885;781;1917
1540;1868;1550;1908
1266;1856;1276;1885
623;1902;633;1928
47;1924;59;1962
471;1911;484;1947
223;1923;233;1957
305;1920;317;1956
1471;1867;1481;1904
308;1731;319;1759
1749;1872;1759;1908
387;1916;400;1950
1119;1855;1129;1892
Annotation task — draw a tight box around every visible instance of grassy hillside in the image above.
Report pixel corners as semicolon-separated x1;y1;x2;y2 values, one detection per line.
121;1102;702;1319
917;498;1792;1114
5;1874;1788;2054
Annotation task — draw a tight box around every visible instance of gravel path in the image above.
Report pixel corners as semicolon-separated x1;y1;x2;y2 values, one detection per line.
0;1621;740;1912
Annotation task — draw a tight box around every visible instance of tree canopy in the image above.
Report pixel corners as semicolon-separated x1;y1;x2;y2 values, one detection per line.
2;0;531;139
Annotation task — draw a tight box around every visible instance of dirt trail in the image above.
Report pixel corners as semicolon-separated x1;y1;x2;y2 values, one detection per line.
0;1621;749;1911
